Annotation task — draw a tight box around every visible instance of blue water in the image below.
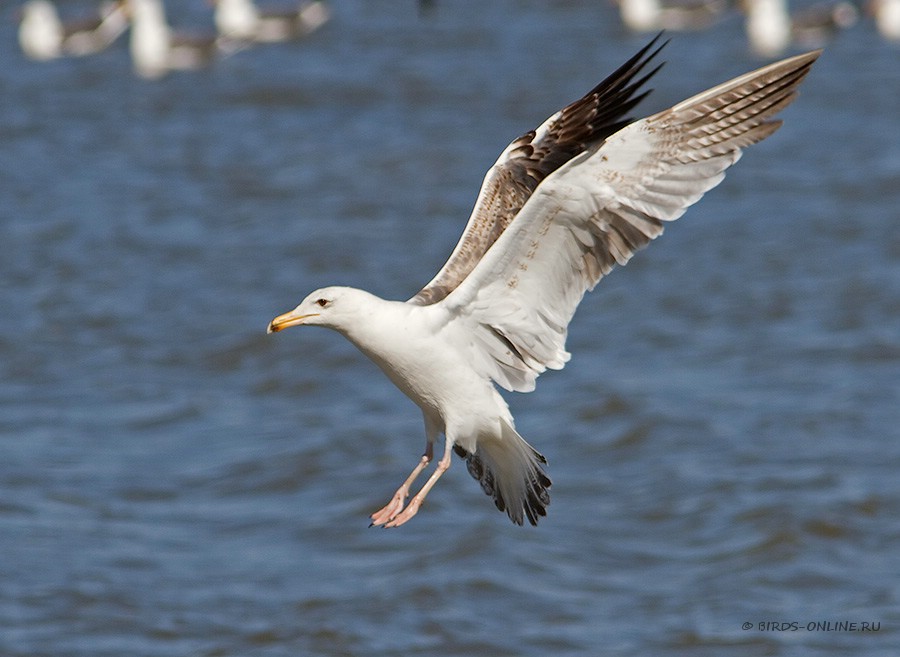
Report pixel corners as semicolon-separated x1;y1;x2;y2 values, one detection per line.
1;1;899;656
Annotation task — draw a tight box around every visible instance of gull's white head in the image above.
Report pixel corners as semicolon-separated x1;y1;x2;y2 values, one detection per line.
267;286;367;334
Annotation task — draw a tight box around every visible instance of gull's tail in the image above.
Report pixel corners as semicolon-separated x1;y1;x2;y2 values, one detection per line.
455;420;551;526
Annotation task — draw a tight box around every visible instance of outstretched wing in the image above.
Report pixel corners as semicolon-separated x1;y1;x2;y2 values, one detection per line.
409;35;667;305
439;50;820;393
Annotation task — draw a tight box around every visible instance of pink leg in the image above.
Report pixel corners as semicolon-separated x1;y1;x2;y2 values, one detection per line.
370;442;433;527
382;445;452;528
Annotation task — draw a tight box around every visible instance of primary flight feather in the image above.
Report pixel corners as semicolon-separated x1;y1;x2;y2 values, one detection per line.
268;37;820;527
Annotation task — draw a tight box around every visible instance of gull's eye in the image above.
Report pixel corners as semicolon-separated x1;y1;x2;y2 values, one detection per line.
315;298;329;308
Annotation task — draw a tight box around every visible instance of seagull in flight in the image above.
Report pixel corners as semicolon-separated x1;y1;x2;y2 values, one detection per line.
268;36;820;527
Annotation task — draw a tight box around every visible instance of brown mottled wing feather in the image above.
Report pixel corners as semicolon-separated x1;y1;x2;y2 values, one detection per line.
408;34;667;305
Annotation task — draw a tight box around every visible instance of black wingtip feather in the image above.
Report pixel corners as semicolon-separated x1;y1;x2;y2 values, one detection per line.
559;33;668;150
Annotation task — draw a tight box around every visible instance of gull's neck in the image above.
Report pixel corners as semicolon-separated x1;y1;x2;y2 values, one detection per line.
332;289;415;353
326;289;448;410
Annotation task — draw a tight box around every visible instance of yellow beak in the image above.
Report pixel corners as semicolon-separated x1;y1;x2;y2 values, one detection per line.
267;310;319;334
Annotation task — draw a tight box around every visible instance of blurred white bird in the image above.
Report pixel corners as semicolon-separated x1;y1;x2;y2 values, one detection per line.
870;0;900;40
211;0;329;44
127;0;220;79
18;0;127;61
744;0;857;56
618;0;730;32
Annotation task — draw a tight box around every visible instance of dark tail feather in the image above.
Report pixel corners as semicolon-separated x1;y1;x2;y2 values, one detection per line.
454;422;551;526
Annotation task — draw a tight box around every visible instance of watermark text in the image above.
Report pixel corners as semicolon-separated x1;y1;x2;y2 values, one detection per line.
742;621;881;632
